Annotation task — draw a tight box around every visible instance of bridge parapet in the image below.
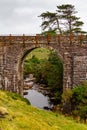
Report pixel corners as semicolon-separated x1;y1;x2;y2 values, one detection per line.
0;34;87;46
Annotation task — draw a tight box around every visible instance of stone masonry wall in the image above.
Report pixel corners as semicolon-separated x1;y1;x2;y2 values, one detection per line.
0;35;87;94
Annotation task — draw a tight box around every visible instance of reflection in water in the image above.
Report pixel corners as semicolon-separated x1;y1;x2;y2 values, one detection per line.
24;89;52;109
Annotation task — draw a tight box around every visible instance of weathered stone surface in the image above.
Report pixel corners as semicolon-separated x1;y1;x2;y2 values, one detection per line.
0;35;87;94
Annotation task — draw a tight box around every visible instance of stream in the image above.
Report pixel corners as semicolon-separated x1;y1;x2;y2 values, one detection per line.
24;83;53;110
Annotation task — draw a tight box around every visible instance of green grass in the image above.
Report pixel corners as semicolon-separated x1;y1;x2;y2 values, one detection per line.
26;47;50;60
0;90;87;130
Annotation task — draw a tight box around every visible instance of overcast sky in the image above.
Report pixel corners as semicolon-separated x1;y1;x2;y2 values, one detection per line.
0;0;87;35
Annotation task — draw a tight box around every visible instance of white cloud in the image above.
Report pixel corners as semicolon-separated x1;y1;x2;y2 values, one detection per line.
14;7;33;16
0;0;87;34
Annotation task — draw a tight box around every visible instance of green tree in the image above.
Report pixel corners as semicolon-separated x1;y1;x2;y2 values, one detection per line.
57;4;84;34
23;55;40;78
41;52;63;102
39;4;84;34
39;11;62;34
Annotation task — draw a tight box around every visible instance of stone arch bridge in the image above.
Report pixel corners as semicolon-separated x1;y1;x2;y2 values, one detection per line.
0;34;87;95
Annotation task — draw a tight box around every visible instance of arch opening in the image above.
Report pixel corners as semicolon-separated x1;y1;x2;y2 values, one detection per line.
18;46;63;106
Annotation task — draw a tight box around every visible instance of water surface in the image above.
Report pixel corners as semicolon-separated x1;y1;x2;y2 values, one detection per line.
24;88;52;109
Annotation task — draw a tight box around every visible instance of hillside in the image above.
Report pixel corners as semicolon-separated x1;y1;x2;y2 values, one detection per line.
25;47;50;60
0;90;87;130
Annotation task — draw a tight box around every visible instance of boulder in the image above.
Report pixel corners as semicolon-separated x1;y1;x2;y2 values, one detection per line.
0;107;8;118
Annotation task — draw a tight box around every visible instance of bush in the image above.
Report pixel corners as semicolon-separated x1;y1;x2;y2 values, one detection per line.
62;81;87;122
62;89;72;114
79;106;87;123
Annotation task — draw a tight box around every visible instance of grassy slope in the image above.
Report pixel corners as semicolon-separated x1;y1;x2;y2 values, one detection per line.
0;90;87;130
26;47;50;60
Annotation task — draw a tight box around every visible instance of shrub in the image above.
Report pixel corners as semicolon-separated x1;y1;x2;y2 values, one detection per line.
62;81;87;122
